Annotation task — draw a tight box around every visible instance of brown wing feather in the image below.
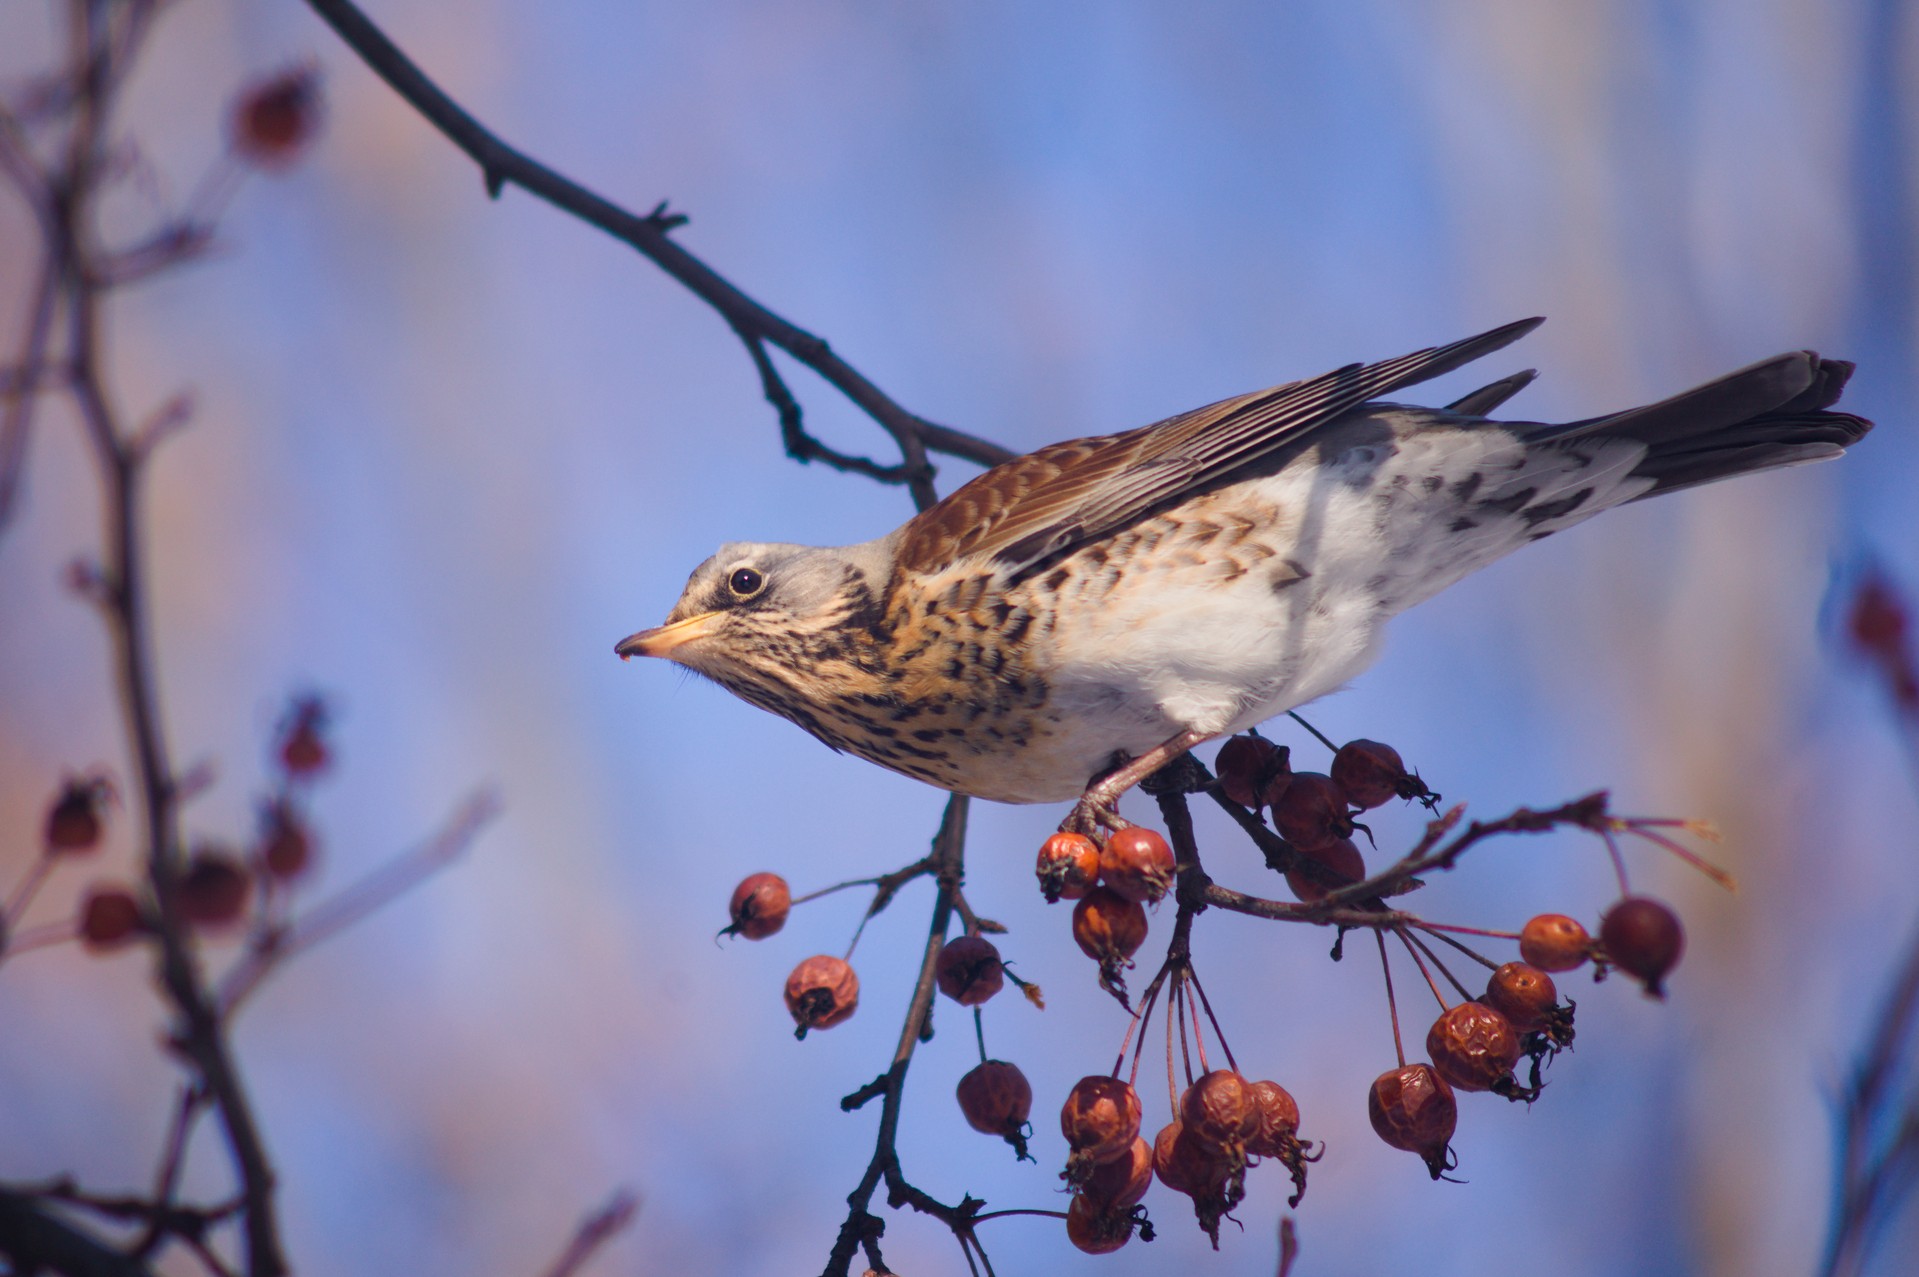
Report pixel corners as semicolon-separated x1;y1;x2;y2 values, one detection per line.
895;317;1546;578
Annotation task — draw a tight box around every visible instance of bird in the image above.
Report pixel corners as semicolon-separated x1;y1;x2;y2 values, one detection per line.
616;318;1871;831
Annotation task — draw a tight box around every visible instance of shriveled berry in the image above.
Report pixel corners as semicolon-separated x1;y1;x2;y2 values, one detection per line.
1059;1076;1142;1181
935;934;1004;1006
956;1060;1032;1158
1064;1193;1133;1255
1270;772;1353;850
1330;739;1407;810
1215;735;1288;808
257;800;314;880
1081;1135;1153;1210
1368;1063;1457;1178
1426;1001;1521;1093
724;872;791;940
79;887;142;951
1244;1079;1301;1159
1519;913;1591;972
1072;888;1148;965
1036;832;1101;903
1284;836;1366;903
1483;962;1557;1033
1153;1120;1228;1197
233;67;322;168
1600;896;1685;998
177;850;250;930
1099;827;1175;904
46;779;108;852
784;955;858;1038
1180;1070;1258;1150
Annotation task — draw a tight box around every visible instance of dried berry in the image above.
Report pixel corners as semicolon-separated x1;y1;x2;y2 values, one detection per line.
79;887;142;951
784;954;859;1038
1284;836;1366;903
1059;1075;1142;1183
177;850;250;930
1519;913;1590;972
1483;962;1557;1033
935;934;1005;1006
1368;1063;1457;1178
232;67;322;168
46;778;109;853
1099;827;1175;904
1244;1079;1301;1159
257;800;314;880
1600;896;1685;998
1269;772;1353;850
1064;1193;1134;1255
1072;888;1148;965
1215;735;1288;808
1035;832;1101;903
723;872;790;940
1330;739;1406;810
956;1060;1033;1159
1081;1135;1153;1210
1153;1120;1230;1197
1180;1070;1258;1150
1426;1001;1521;1093
277;696;330;778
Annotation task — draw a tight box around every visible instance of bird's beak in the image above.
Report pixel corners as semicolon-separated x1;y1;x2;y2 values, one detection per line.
615;611;725;660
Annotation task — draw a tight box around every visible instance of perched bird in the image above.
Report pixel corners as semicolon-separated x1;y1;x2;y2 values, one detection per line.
618;319;1869;829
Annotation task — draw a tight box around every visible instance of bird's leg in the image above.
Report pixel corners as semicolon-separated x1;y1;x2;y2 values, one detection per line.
1062;730;1212;835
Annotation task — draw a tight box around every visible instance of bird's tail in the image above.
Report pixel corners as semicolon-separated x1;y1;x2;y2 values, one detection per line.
1528;351;1872;498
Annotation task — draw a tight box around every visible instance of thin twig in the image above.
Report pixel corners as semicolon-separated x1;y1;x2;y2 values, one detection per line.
539;1188;640;1277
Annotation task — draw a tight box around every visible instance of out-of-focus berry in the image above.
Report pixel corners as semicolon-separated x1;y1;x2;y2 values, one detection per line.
784;955;858;1038
1284;836;1366;903
1072;888;1148;965
1519;913;1590;972
45;778;109;853
1098;827;1175;904
177;850;250;930
277;696;330;778
1064;1193;1134;1255
1081;1135;1153;1210
80;886;143;951
1330;739;1406;811
1426;1002;1521;1093
723;872;790;940
1035;832;1101;903
956;1059;1032;1159
1368;1063;1457;1179
257;800;314;880
1269;772;1353;850
1059;1075;1142;1182
1848;573;1910;661
1180;1070;1258;1150
232;67;322;168
1600;896;1685;998
935;934;1005;1006
1244;1079;1301;1159
1483;962;1557;1033
1215;735;1288;808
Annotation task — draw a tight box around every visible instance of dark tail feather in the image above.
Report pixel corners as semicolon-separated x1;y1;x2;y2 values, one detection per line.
1448;369;1538;416
1532;352;1872;499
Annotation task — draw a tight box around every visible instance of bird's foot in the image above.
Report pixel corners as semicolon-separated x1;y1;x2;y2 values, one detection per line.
1059;794;1128;838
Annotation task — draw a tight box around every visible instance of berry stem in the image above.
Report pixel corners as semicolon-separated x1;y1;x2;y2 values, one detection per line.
1601;827;1632;897
1375;930;1406;1068
1187;969;1240;1076
972;1007;987;1066
1402;928;1475;1002
3;853;56;926
1412;922;1500;971
1286;711;1340;755
1396;926;1451;1012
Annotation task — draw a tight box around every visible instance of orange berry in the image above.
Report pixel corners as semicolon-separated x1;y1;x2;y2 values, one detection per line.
1064;1193;1133;1255
1426;1002;1521;1093
1152;1119;1229;1197
1483;962;1557;1033
177;850;250;930
1244;1079;1301;1159
783;955;858;1038
956;1060;1033;1159
723;873;790;940
1180;1070;1258;1150
1330;739;1406;810
935;934;1004;1006
1071;888;1148;965
1284;836;1366;903
1098;827;1175;904
1059;1075;1142;1183
1269;772;1353;850
1035;832;1101;903
1081;1135;1153;1210
1215;735;1288;808
1519;913;1590;972
79;886;142;951
1368;1063;1457;1178
1600;896;1685;998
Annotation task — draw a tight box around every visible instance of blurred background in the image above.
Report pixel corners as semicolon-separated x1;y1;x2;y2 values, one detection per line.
2;1;1915;1274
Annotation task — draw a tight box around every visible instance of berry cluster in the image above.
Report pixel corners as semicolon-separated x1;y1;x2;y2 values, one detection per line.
1035;828;1174;1000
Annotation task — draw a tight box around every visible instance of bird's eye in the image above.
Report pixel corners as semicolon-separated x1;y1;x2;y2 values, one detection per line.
728;567;765;597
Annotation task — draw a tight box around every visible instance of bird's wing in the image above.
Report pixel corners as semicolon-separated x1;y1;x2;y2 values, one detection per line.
895;317;1545;578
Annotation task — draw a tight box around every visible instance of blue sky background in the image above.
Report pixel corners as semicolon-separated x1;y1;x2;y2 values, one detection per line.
2;2;1916;1275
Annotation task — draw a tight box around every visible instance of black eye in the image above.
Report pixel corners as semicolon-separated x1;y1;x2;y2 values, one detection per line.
728;567;764;597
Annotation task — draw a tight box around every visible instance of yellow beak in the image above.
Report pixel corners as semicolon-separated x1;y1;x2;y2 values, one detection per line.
615;611;725;660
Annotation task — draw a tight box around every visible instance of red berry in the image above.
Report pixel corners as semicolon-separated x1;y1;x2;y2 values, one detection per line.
177;850;250;930
1600;896;1685;998
1284;836;1366;903
783;955;858;1038
1180;1070;1258;1150
257;800;314;880
935;934;1005;1006
79;887;142;951
1368;1063;1457;1178
1848;573;1910;661
1244;1079;1301;1159
233;67;322;168
1071;888;1148;965
1035;832;1101;903
1059;1076;1142;1182
1098;827;1175;904
1330;739;1407;810
1064;1193;1133;1255
1152;1120;1227;1197
1426;1001;1521;1093
723;873;790;940
1080;1135;1153;1210
1270;772;1353;850
1519;913;1591;972
45;779;108;853
277;697;331;778
956;1060;1033;1158
1483;962;1557;1033
1215;735;1288;807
